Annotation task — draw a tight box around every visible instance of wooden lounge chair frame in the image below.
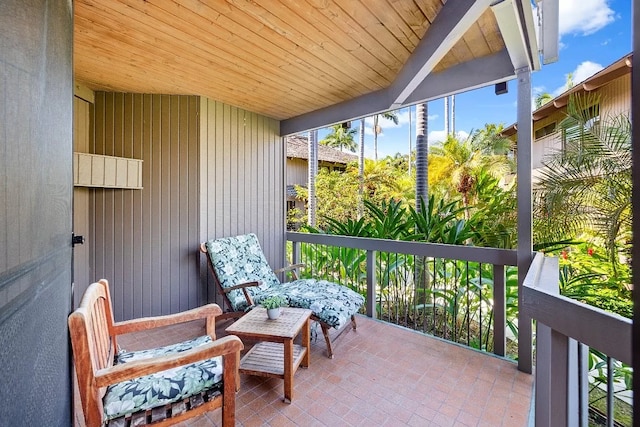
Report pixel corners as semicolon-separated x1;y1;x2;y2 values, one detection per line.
69;279;243;426
200;243;357;359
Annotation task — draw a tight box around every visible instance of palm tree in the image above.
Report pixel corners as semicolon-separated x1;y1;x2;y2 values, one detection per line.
414;102;429;306
535;92;553;109
372;111;399;160
307;130;318;226
429;133;512;215
470;123;514;155
534;94;630;267
415;103;428;211
320;124;357;152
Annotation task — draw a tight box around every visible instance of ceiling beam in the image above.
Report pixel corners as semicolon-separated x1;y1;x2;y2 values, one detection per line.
404;50;516;104
388;0;494;108
280;50;516;136
492;0;541;71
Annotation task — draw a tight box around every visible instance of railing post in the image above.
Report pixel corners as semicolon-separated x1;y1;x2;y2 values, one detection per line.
549;330;570;426
577;343;589;427
535;321;552;426
516;65;534;373
493;264;505;356
366;250;376;318
567;338;580;427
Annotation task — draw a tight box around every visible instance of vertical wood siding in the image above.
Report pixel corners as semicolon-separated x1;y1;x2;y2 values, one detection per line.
600;74;631;118
287;158;309;186
73;95;92;305
92;93;200;320
199;98;284;303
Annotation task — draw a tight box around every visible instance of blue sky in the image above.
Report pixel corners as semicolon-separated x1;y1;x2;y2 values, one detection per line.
319;0;632;159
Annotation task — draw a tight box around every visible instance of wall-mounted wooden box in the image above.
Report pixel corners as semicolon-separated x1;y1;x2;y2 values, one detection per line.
74;152;143;189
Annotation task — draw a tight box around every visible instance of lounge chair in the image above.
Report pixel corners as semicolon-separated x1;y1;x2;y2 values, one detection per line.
200;233;365;358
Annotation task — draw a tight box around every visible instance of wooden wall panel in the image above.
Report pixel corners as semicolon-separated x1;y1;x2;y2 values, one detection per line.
600;74;631;119
287;158;308;186
199;98;284;303
73;95;92;306
91;93;200;320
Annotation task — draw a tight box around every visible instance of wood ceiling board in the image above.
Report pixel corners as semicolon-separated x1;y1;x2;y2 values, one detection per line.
101;0;362;97
297;0;404;72
332;0;413;63
386;0;432;38
362;0;422;49
75;44;301;119
74;0;521;124
157;0;376;95
74;8;335;109
76;0;360;118
463;23;494;59
137;0;353;102
279;0;396;80
224;0;388;90
74;32;304;118
433;10;504;74
414;0;444;25
477;10;505;53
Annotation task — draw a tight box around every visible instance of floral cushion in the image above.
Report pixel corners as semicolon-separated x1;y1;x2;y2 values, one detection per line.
254;279;365;329
206;233;280;312
205;234;365;329
103;336;223;420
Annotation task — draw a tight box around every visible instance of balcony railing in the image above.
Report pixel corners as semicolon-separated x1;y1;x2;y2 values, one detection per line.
286;231;520;358
523;253;632;427
287;232;633;425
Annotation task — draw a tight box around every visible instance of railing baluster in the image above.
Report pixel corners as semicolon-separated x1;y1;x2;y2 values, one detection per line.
366;250;376;318
578;343;588;427
479;263;483;351
607;356;614;427
466;261;470;347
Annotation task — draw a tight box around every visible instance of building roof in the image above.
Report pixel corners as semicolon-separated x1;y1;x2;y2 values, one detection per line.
286;135;358;165
502;52;632;137
73;0;551;135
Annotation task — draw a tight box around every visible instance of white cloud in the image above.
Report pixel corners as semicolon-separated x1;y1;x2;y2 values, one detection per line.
557;0;615;36
552;61;604;96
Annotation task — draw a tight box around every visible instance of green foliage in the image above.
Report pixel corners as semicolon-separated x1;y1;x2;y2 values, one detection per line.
320;124;357;152
469;172;517;248
298;111;632;363
534;94;631;267
554;243;631;318
260;295;287;309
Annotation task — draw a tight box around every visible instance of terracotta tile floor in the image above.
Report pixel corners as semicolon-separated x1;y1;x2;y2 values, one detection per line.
76;315;533;427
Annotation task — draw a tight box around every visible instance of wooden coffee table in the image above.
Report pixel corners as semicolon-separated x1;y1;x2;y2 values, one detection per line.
225;307;313;403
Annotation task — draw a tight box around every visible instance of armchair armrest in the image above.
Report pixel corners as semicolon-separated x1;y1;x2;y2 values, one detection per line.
95;335;244;387
274;263;305;280
223;281;261;293
112;304;223;336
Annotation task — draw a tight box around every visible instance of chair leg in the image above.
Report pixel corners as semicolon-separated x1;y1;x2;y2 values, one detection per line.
320;322;334;359
351;315;357;331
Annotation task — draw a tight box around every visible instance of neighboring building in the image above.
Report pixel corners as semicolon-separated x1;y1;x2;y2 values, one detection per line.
502;53;631;180
285;134;357;225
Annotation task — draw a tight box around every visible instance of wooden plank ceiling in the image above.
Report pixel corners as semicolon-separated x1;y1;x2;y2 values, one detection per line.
74;0;504;122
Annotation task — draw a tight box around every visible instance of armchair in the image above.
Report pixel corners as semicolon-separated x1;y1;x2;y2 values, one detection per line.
69;279;243;426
